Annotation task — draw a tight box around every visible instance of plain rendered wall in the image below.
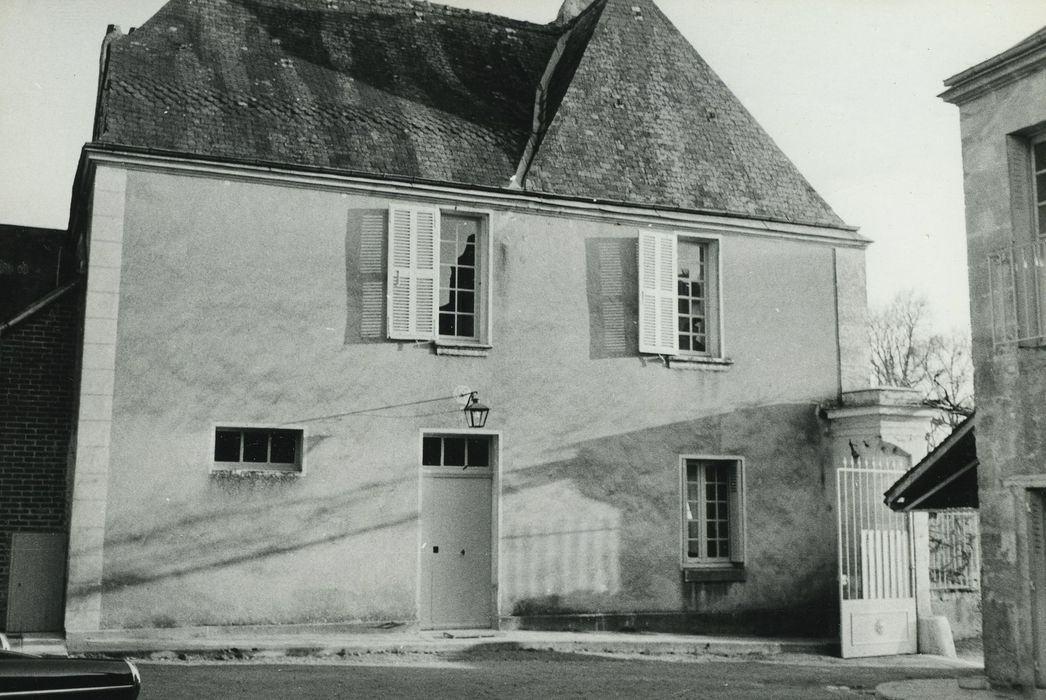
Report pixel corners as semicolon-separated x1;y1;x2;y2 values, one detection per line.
956;63;1046;685
82;165;855;631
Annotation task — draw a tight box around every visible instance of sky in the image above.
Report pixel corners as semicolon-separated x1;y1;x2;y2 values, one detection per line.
3;1;1046;332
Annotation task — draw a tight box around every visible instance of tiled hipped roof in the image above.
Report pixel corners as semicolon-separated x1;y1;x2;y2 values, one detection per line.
95;0;846;229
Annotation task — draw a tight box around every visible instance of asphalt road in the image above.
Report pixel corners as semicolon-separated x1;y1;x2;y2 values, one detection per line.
135;650;978;699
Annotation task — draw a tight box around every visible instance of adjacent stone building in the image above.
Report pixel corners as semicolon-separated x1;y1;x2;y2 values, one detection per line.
941;26;1046;688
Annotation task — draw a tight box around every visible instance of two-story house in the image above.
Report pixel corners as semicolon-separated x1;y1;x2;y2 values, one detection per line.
940;26;1046;689
62;0;902;647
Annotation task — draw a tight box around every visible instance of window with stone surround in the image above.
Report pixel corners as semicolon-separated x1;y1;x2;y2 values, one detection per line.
682;456;745;576
387;206;491;351
638;231;721;360
213;427;303;472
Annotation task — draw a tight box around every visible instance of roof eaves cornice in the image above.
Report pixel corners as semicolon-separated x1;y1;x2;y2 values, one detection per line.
82;142;866;245
940;28;1046;105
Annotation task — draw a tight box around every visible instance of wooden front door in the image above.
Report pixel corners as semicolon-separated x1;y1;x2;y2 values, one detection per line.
419;434;494;630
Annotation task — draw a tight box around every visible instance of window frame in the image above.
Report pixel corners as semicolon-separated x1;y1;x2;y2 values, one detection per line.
638;230;725;361
386;205;493;351
675;235;722;359
435;208;493;349
679;454;745;570
1032;132;1046;239
211;424;306;474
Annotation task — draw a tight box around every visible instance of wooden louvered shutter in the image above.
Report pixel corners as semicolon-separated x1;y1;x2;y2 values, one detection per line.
387;206;439;340
638;230;678;354
728;463;745;564
1031;491;1046;686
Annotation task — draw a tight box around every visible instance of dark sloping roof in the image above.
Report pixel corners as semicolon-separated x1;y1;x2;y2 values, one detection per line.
98;0;559;186
884;414;978;512
95;0;847;229
525;0;844;227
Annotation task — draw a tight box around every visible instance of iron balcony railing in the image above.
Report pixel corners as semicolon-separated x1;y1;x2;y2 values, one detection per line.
988;238;1046;347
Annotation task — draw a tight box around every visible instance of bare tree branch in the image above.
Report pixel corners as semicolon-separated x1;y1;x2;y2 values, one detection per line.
868;291;974;447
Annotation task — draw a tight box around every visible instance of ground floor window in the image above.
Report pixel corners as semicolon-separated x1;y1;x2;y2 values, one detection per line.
682;456;744;567
213;427;303;472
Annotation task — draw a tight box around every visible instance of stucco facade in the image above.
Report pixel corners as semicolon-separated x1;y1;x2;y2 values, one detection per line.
64;154;870;639
941;27;1046;688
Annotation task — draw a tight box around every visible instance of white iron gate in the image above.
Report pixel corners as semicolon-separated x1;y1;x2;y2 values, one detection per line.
837;457;917;658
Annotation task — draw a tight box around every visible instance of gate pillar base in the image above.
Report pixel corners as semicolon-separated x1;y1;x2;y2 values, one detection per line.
918;615;957;658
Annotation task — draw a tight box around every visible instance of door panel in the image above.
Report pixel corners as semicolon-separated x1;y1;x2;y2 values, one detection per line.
420;472;493;629
6;533;67;632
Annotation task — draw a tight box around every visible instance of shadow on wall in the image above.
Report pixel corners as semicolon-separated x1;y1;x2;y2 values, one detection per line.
70;472;414;605
500;402;837;629
585;237;639;360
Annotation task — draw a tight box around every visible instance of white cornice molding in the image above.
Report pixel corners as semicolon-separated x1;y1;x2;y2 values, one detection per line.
82;147;869;248
941;38;1046;106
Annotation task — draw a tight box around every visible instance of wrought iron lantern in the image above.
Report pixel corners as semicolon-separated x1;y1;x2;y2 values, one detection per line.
463;392;489;428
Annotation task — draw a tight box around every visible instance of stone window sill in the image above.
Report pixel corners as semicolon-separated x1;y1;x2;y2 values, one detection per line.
683;565;746;583
210;468;302;479
435;342;492;357
666;355;733;371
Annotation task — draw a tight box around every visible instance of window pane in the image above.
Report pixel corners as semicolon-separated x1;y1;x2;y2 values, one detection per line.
686;461;698;482
439;313;455;336
679;335;691;351
458;237;476;266
688;521;700;539
457;291;475;314
242;430;269;462
440;289;457;312
1035;141;1046;170
1037;172;1046;203
214;430;241;462
457;267;475;290
422;436;442;466
466;438;489;467
269;430;298;464
688;541;701;558
443;437;466;466
457;315;475;338
1039;204;1046;235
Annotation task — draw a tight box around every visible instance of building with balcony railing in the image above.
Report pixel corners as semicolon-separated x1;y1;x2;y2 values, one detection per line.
942;25;1046;689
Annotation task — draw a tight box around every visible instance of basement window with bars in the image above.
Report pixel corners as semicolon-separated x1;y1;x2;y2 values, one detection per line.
213;427;303;473
682;456;745;580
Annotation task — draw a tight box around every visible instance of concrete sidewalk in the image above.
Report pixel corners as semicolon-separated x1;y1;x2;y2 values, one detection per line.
59;627;836;659
877;678;1046;699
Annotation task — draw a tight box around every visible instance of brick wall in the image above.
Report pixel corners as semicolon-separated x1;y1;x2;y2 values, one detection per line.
0;289;81;629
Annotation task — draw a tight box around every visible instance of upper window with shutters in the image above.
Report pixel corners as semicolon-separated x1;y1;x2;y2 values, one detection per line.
638;231;722;361
386;206;491;352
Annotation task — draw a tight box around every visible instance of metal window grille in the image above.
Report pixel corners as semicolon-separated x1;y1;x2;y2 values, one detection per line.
927;509;981;592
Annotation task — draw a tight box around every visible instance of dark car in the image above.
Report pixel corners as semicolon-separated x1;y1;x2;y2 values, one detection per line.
0;646;140;699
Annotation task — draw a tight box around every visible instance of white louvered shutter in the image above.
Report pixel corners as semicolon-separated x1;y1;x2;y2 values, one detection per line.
727;464;745;564
638;230;678;354
387;206;439;340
